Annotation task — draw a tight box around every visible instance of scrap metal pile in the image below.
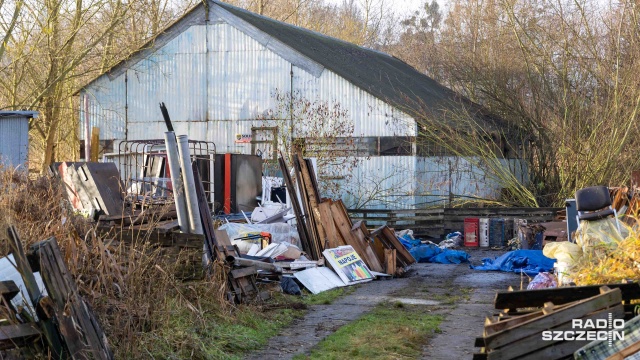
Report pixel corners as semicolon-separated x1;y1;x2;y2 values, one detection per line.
48;134;415;301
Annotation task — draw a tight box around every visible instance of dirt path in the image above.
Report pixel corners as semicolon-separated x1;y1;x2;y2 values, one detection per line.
245;249;521;360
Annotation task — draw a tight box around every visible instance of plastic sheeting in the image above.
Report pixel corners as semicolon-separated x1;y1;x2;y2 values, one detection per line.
543;241;582;264
574;217;627;256
218;222;300;247
471;250;556;276
527;272;557;290
409;243;470;264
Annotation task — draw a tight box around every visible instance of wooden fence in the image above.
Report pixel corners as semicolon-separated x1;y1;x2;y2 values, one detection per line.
347;207;563;239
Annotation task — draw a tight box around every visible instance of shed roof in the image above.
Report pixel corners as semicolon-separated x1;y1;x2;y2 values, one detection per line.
79;1;503;128
0;111;38;118
215;2;486;121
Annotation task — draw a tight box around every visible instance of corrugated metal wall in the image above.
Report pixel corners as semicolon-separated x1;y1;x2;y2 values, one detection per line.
79;4;520;208
0;116;29;169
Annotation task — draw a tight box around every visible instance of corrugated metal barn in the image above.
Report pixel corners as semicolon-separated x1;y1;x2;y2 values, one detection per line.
77;0;525;209
0;111;37;170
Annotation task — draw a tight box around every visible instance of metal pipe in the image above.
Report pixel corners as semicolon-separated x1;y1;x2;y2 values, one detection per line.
177;135;203;235
225;256;283;273
84;95;90;161
164;132;189;233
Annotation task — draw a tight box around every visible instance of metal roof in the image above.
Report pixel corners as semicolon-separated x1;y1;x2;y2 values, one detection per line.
78;1;504;128
0;111;38;118
215;1;502;127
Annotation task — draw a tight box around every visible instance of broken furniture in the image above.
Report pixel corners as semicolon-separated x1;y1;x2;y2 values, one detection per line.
575;185;622;235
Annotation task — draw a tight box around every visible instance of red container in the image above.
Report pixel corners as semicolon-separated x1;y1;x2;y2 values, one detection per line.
464;218;480;247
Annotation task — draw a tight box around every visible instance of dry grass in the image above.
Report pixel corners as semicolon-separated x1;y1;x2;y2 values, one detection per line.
0;168;297;358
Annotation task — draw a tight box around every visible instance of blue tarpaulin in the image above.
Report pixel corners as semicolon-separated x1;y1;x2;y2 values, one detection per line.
471;250;556;276
409;243;470;264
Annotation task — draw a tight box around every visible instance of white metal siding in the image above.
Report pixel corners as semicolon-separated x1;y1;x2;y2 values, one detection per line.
292;67;415;137
0;116;29;169
127;26;208;123
207;23;291;121
340;156;417;209
80;75;127;141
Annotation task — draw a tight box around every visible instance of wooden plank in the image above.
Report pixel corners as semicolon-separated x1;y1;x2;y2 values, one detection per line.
318;200;342;248
486;304;623;360
373;226;416;266
230;266;258;279
0;281;19;302
350;221;383;272
384;249;396;276
279;156;314;259
297;153;326;252
483;287;622;349
484;302;575;336
7;227;66;358
193;163;218;263
330;203;379;271
90;127;100;162
606;340;640;360
494;282;640;310
0;323;42;350
31;237;113;359
293;154;322;259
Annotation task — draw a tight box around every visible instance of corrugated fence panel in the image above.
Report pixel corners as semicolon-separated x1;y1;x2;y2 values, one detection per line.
337;156;417;210
0;116;29;168
415;157;529;205
292;67;416;137
207;23;291;122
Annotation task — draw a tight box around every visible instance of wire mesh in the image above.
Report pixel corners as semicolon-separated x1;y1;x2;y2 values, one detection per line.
110;139;216;209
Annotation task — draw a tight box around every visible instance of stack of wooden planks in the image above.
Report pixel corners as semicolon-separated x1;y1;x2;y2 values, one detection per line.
474;282;640;360
279;151;415;274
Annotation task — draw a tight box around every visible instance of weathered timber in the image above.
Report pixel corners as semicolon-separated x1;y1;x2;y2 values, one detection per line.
0;323;42;350
494;282;640;309
7;227;66;358
30;237;113;360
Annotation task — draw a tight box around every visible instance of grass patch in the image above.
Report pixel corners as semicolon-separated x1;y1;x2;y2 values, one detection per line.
303;286;356;305
429;287;474;305
294;303;443;360
138;296;305;359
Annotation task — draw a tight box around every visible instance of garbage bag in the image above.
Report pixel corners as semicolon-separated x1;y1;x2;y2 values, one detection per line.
574;217;626;256
527;272;557;290
471;250;556;276
543;241;582;264
438;232;464;249
281;277;301;295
